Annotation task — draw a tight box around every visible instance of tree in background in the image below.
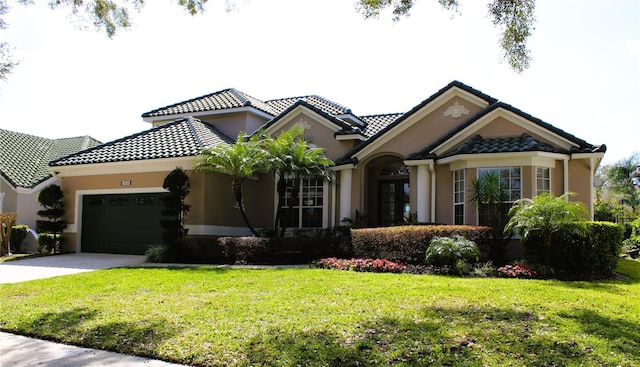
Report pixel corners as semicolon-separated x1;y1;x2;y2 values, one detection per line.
1;0;539;80
36;184;67;253
196;132;268;237
595;153;640;221
357;0;536;72
161;167;191;256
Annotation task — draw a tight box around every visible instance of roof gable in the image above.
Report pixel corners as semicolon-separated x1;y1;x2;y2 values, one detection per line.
412;102;605;161
257;100;354;136
336;80;498;164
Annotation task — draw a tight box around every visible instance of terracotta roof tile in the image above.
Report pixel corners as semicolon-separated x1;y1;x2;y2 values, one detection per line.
50;117;233;166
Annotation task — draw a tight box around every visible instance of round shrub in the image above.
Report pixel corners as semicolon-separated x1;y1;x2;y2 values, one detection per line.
425;235;480;267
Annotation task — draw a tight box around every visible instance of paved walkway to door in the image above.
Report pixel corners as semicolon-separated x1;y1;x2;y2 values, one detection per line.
0;253;145;284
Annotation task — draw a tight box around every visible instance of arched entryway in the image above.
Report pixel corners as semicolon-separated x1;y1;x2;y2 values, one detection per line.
365;156;410;227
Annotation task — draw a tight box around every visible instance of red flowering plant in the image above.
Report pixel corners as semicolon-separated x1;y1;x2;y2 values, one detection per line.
314;258;406;273
497;263;537;278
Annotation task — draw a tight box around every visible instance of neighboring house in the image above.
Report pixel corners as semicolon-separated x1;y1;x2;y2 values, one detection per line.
48;81;606;255
0;129;101;230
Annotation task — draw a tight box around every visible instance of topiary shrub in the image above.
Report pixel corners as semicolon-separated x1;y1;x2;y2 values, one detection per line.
161;167;190;259
38;233;56;254
424;235;480;267
36;184;66;253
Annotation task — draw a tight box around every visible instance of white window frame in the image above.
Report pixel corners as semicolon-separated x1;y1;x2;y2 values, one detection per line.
536;167;551;195
477;167;522;203
276;174;328;228
453;169;465;225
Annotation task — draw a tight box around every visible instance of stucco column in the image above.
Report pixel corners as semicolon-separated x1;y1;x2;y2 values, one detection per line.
339;168;353;223
564;158;569;202
429;164;436;222
416;165;430;223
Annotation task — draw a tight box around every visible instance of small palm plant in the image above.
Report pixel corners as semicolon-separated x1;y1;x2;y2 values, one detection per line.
504;192;588;264
425;235;480;267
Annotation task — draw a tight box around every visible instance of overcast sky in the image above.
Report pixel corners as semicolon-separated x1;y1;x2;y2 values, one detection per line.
0;0;638;164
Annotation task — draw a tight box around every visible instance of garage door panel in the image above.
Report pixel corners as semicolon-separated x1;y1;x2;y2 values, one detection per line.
81;193;167;255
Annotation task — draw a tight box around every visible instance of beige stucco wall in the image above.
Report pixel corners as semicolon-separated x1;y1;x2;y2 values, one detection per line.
568;158;592;206
16;191;43;229
270;113;354;162
365;97;485;159
434;164;454;224
0;177;17;214
200;112;268;140
193;171;274;229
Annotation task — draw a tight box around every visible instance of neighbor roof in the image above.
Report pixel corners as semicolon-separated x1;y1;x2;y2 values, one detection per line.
50;117;234;166
0;129;101;189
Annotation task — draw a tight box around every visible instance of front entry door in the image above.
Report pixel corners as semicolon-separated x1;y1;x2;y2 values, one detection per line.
378;180;410;226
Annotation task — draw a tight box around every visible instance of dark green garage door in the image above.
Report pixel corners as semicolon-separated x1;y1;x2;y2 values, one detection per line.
81;193;167;255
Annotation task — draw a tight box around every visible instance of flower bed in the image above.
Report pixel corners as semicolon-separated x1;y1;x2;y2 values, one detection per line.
314;257;406;273
496;264;537;278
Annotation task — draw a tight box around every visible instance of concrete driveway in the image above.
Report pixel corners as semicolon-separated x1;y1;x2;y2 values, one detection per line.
0;253;145;284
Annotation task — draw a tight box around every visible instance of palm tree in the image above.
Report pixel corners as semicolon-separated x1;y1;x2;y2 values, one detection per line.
195;132;268;237
264;126;333;234
468;171;511;263
504;192;588;264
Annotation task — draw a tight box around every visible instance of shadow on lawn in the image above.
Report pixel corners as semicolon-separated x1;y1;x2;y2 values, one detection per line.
244;305;629;367
560;308;640;361
21;307;178;359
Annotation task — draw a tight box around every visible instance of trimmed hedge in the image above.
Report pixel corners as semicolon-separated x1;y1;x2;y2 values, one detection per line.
218;228;351;265
523;221;623;274
352;225;491;264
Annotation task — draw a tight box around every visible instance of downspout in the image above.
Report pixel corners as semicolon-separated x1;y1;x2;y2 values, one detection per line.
429;163;436;222
331;176;337;227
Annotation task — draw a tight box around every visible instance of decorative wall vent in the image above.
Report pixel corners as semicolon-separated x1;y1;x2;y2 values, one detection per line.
295;119;312;130
443;101;470;119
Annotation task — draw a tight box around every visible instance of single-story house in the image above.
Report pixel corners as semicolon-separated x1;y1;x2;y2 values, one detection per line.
0;128;101;230
48;81;606;255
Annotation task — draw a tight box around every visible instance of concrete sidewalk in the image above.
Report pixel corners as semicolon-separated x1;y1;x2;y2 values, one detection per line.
0;332;189;366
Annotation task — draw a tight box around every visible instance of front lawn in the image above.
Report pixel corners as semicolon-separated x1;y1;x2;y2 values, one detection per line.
1;260;639;366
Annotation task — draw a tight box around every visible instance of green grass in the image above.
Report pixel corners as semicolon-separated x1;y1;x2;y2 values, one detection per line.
1;260;639;366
